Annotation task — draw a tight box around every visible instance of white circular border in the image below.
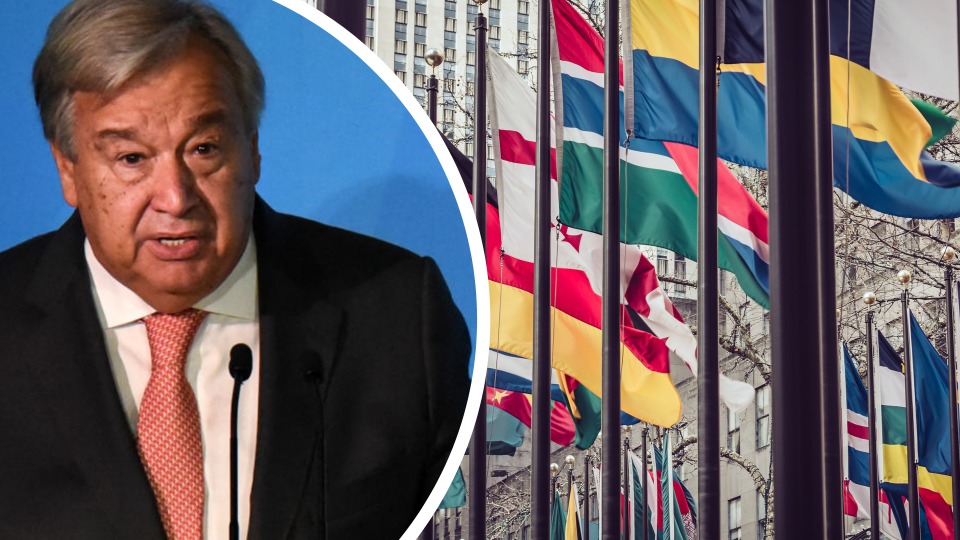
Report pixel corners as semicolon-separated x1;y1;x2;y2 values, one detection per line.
271;2;490;539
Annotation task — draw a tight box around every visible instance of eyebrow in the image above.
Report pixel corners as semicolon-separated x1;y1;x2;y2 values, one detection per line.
92;109;232;143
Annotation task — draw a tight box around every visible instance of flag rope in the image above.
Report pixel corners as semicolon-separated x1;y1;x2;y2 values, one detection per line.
487;247;507;465
620;138;631;381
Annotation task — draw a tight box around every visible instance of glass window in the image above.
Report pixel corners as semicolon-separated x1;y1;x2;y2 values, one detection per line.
519;0;530;14
366;5;375;19
517;13;529;30
466;64;475;82
413;86;426;104
365;36;374;50
444;30;457;48
395;0;407;7
490;38;500;52
489;8;501;25
366;19;374;36
445;1;457;18
416;12;427;26
395;22;407;40
396;9;407;23
674;255;686;298
396;40;407;54
394;53;406;72
414;56;427;75
415;25;426;43
727;405;743;454
415;0;427;12
467;3;478;22
728;498;742;540
756;385;771;449
467;34;476;52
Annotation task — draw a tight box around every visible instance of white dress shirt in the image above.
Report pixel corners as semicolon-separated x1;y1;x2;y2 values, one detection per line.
85;236;260;540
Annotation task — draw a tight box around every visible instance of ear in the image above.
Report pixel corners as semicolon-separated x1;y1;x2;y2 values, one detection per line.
250;130;261;185
50;143;79;208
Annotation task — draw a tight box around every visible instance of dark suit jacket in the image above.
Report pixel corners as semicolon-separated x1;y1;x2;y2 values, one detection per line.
0;198;472;540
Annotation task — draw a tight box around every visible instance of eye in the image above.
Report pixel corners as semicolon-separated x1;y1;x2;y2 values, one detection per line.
119;153;144;165
194;143;219;156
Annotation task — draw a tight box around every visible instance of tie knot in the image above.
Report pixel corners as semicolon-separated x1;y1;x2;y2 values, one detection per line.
143;309;208;371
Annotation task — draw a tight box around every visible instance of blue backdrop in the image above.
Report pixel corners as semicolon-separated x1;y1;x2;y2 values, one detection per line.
0;0;478;348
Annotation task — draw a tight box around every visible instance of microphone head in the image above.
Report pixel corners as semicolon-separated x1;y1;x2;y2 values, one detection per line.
229;344;253;382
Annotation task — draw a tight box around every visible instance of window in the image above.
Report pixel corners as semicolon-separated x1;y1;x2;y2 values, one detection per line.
467;34;476;51
517;13;529;30
656;248;669;276
394;53;407;71
490;38;500;52
757;491;766;522
444;48;455;62
726;405;743;453
942;219;956;239
519;0;530;14
674;255;686;298
518;59;528;75
756;385;771;448
365;36;374;50
719;271;726;295
413;86;426;104
444;109;456;123
490;25;501;39
396;9;408;23
415;43;425;56
467;3;478;22
522;525;530;540
415;12;427;25
395;0;406;7
444;30;457;48
443;90;456;108
445;0;457;18
490;0;501;8
414;56;427;75
443;78;455;92
366;19;375;36
517;43;529;57
489;8;501;25
396;40;408;54
720;312;727;334
445;17;456;31
415;25;426;43
395;22;407;40
396;70;407;84
366;5;375;19
519;29;529;44
465;142;474;158
414;73;427;87
415;0;427;12
466;81;475;95
467;51;476;65
762;312;770;335
728;498;742;540
466;64;476;82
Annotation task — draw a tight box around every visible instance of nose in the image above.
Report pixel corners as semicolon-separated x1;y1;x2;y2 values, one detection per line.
149;153;200;216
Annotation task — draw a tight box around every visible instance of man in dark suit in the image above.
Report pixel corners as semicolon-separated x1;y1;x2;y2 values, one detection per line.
0;1;472;539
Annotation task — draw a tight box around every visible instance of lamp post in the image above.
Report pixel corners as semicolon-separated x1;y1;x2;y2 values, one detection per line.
424;47;443;126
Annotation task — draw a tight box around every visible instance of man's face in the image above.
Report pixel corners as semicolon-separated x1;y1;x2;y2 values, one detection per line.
51;39;260;313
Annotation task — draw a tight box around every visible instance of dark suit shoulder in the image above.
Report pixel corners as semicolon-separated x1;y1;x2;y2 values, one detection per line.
0;229;60;301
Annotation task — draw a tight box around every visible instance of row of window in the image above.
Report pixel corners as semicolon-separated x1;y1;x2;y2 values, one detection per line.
727;492;767;540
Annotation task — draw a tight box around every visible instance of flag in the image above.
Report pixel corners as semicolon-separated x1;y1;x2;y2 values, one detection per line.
487;348;608;448
628;450;657;540
565;481;582;540
487;46;680;426
842;342;904;538
464;405;525;456
876;328;953;539
625;0;960;219
439;466;466;509
486;385;577;446
829;0;958;101
653;445;689;540
551;0;770;310
623;0;767;169
552;489;568;540
488;33;755;415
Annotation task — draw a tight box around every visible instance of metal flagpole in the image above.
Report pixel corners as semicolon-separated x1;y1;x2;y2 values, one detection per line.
696;0;720;534
623;429;631;540
601;0;622;536
642;426;649;540
899;270;920;540
666;430;674;540
943;248;960;540
424;48;443;126
532;0;554;537
765;0;836;538
584;454;592;540
864;293;880;540
469;7;488;540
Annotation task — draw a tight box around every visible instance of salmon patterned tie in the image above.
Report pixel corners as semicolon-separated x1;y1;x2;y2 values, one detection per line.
138;309;208;540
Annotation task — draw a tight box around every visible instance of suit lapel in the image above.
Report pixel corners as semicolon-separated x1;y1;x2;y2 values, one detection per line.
22;214;165;539
248;201;344;540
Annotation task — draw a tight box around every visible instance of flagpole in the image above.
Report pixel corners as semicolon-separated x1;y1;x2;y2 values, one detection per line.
864;294;880;540
532;0;554;537
943;249;960;540
899;270;920;540
600;0;622;539
469;7;488;540
696;0;720;534
623;428;631;540
642;426;649;540
425;48;443;126
765;0;837;538
584;454;592;540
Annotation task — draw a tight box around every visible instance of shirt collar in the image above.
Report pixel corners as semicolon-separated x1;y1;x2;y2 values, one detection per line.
85;235;258;328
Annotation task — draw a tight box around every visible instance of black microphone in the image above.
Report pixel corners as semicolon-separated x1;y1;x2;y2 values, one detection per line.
228;344;253;540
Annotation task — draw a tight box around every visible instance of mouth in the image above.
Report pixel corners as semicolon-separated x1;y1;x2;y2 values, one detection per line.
159;237;192;247
147;235;205;260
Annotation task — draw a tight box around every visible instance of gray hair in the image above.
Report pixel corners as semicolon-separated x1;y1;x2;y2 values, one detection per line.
33;0;265;160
